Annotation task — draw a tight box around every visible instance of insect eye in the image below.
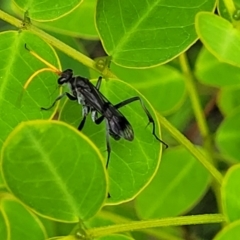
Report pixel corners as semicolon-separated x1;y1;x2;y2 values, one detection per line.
58;69;73;85
57;77;67;85
63;69;73;75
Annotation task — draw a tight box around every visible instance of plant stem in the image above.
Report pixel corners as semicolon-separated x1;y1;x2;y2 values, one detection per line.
0;8;223;184
179;53;223;213
98;211;183;240
0;9;22;28
179;53;209;140
87;214;225;238
179;52;215;160
223;0;236;16
0;9;116;78
157;113;223;185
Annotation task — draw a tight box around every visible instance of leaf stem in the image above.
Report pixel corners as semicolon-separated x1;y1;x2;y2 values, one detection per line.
179;53;209;140
87;214;225;238
0;9;22;28
0;8;223;185
0;9;116;78
97;211;182;240
178;53;224;209
157;113;223;185
223;0;236;16
179;53;220;170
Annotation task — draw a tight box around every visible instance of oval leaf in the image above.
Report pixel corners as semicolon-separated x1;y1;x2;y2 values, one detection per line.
14;0;82;21
196;12;240;68
0;31;61;150
59;79;164;203
216;108;240;162
111;64;186;115
1;120;107;221
222;165;240;222
135;146;211;218
96;0;215;67
195;47;240;87
0;194;47;239
218;86;240;116
36;0;98;38
214;220;240;240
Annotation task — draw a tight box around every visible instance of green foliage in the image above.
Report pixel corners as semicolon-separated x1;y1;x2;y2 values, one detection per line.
216;109;240;162
2;121;107;221
96;0;215;67
0;194;47;239
60;79;162;202
214;220;240;239
135;147;211;219
14;0;82;21
196;12;240;67
1;0;240;239
222;165;240;222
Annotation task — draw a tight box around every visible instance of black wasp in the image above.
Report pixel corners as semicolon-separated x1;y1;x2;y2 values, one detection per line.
25;45;168;169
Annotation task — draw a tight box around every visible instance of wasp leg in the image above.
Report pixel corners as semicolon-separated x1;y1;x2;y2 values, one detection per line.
78;106;91;131
95;76;103;90
78;116;87;131
41;92;76;110
105;121;111;169
95;114;104;125
113;97;168;148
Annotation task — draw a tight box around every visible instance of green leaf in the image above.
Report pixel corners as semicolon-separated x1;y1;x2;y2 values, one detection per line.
0;30;61;150
0;171;4;189
214;220;240;240
13;0;82;21
0;210;7;240
1;120;107;221
0;194;47;239
97;235;135;240
135;146;211;218
111;64;186;115
218;86;240;116
166;97;194;136
222;165;240;222
195;12;240;68
96;0;215;67
217;0;232;22
195;47;240;87
59;79;164;203
216;108;240;162
53;34;90;77
35;0;98;38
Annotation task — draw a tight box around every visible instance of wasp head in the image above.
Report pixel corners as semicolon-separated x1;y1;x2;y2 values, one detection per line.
58;69;73;85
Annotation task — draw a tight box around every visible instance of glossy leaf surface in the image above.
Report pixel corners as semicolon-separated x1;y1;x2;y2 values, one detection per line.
222;165;240;222
36;0;98;38
135;147;211;218
1;121;107;221
196;12;240;68
195;48;240;87
111;64;186;115
214;220;240;240
216;108;240;162
0;31;61;150
96;0;215;67
0;194;47;239
60;79;163;203
13;0;82;21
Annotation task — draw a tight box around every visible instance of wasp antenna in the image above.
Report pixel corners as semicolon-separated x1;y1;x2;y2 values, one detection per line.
24;44;61;75
24;43;30;51
17;67;59;108
23;68;58;90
